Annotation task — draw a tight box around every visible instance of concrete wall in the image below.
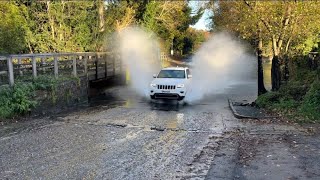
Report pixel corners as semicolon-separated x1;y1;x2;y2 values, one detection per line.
31;74;126;116
32;77;88;116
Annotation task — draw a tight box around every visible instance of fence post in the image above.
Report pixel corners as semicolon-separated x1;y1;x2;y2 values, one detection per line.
32;56;37;78
72;55;77;77
54;56;58;78
7;57;14;86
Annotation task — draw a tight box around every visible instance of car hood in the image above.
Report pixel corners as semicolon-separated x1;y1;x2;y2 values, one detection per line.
151;78;188;85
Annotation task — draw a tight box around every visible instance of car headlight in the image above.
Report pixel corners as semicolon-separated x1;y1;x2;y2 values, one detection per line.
150;83;157;87
176;84;185;88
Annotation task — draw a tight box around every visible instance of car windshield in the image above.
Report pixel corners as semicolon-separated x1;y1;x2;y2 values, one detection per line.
157;70;185;79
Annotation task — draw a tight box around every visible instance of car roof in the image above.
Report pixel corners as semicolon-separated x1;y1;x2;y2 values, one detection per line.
162;66;188;70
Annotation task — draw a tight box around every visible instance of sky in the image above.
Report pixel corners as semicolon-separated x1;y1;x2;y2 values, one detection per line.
188;1;213;31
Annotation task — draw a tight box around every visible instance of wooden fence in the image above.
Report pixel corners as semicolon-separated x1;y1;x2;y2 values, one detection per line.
0;52;122;86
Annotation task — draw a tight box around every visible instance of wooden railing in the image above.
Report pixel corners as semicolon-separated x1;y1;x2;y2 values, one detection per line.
0;52;122;86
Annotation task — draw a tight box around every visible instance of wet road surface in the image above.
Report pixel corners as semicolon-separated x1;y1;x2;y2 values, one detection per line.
1;81;320;179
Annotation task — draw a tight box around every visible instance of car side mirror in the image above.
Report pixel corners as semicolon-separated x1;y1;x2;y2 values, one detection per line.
188;75;192;79
153;74;157;78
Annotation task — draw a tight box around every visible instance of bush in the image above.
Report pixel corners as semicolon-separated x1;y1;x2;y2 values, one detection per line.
32;75;57;90
0;75;81;119
0;83;37;119
0;86;14;118
273;98;299;110
257;78;320;122
257;55;319;122
279;81;309;101
300;80;320;121
256;91;281;108
256;91;299;111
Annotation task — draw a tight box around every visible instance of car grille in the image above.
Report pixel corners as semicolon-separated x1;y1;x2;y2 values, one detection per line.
155;93;179;99
157;85;176;90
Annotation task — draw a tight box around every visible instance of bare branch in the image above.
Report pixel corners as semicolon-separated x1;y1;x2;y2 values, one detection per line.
277;4;292;50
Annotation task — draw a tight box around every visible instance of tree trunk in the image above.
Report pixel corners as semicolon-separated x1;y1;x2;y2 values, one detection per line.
258;49;267;95
270;5;292;91
46;1;55;40
283;55;289;81
98;0;105;33
271;55;281;91
59;1;65;42
271;36;281;91
257;30;267;95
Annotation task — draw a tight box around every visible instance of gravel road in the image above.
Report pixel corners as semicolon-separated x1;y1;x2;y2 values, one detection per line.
1;80;319;180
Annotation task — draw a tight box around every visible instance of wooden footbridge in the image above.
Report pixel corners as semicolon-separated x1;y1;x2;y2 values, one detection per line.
0;52;123;86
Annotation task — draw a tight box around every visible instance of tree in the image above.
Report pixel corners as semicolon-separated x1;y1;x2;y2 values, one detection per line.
212;0;268;94
142;1;204;53
11;1;103;53
1;0;206;55
211;0;320;91
0;2;28;54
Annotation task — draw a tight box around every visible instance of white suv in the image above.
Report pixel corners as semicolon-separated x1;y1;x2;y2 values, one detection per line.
149;67;192;101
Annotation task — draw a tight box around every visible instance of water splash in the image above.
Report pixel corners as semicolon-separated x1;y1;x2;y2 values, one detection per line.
118;29;255;103
185;32;256;103
119;27;161;97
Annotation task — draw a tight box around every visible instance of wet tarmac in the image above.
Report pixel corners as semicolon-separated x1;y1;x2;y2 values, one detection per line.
1;81;320;179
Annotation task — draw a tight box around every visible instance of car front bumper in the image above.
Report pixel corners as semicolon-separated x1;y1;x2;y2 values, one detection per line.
149;87;187;100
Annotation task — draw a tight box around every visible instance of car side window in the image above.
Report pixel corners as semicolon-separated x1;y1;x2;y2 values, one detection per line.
186;69;191;78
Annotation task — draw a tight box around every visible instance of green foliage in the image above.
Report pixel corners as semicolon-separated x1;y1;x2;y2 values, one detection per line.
256;78;320;122
294;37;319;55
0;1;103;54
272;99;299;111
1;0;206;54
300;80;320;121
256;91;281;108
278;81;309;101
11;83;37;114
27;1;100;52
257;84;302;110
289;56;318;84
141;1;204;54
0;2;29;54
0;83;36;119
32;75;80;104
181;28;207;55
212;1;320;57
33;75;57;91
0;75;81;119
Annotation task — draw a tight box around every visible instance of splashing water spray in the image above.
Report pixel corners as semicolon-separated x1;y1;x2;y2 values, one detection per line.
118;28;255;103
119;27;161;98
185;32;256;103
